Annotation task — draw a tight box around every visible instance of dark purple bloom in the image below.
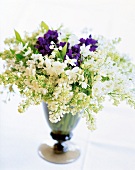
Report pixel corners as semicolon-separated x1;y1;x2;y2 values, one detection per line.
85;38;98;46
90;45;98;52
79;35;98;52
35;30;59;56
66;49;73;58
59;42;66;47
73;53;80;60
35;29;98;67
44;30;58;43
79;38;86;45
71;44;80;53
65;44;81;67
64;34;98;66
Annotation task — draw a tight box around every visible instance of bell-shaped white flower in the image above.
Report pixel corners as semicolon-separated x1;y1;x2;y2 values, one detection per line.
80;44;90;57
14;42;28;54
65;55;77;66
68;34;79;46
65;67;80;80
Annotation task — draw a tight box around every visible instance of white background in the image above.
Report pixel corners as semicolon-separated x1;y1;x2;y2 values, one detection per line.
0;0;135;170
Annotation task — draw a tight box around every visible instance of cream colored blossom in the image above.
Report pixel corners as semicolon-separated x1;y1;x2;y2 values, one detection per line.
65;67;80;80
65;55;77;66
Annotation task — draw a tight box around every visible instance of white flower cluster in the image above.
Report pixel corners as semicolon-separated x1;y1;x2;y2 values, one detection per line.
0;22;135;130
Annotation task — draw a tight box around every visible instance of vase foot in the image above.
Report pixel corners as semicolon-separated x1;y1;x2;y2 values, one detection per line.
38;141;80;164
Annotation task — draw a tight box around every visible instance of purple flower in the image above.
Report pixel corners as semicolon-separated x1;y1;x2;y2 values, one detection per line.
35;29;98;68
71;44;80;53
66;49;73;58
65;34;98;66
85;38;98;46
90;45;98;52
44;30;58;43
59;42;66;47
79;35;98;52
35;30;58;56
80;38;86;45
65;44;81;67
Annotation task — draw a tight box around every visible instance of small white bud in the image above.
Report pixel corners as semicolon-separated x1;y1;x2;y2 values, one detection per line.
49;45;54;49
59;46;62;50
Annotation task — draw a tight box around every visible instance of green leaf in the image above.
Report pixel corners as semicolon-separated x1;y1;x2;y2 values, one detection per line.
60;43;67;59
16;54;24;61
40;21;49;31
57;24;63;31
55;50;61;58
10;49;15;54
102;76;110;81
14;30;24;44
9;85;14;92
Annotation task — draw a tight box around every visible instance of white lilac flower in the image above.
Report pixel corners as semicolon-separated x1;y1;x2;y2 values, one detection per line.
50;41;55;45
44;57;52;68
80;82;87;89
37;61;44;68
58;46;62;51
51;52;56;58
26;60;35;66
65;55;77;66
84;58;96;69
19;61;23;66
49;45;54;49
52;61;67;75
24;47;32;56
58;28;71;41
31;54;43;62
41;89;48;95
80;44;91;57
54;48;58;51
14;42;28;54
45;60;66;76
68;34;79;47
65;67;80;80
78;74;85;81
25;67;36;76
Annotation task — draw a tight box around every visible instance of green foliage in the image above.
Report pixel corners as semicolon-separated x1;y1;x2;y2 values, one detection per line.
16;54;24;61
10;49;15;54
14;30;24;44
61;43;67;58
55;43;68;62
55;50;61;59
102;76;110;81
40;21;49;31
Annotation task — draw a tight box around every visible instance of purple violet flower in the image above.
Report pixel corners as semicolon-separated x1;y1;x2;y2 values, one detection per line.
79;35;98;52
35;30;58;56
66;44;81;67
80;38;86;45
90;45;98;52
71;44;80;54
59;42;66;47
35;29;98;67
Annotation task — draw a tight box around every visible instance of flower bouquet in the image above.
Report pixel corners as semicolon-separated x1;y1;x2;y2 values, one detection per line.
0;21;135;132
1;21;135;163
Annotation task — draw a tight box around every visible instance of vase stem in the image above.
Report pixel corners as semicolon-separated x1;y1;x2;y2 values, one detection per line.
53;142;68;154
50;131;73;153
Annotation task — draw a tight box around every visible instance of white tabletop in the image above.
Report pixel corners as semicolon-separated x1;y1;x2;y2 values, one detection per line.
0;0;135;169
